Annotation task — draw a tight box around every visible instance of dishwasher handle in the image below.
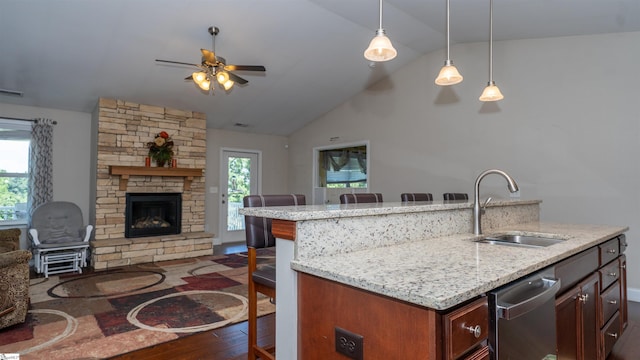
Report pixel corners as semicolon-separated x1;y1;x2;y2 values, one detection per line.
497;277;561;320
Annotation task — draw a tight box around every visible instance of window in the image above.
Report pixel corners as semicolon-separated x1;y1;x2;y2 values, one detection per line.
0;120;31;224
317;144;367;188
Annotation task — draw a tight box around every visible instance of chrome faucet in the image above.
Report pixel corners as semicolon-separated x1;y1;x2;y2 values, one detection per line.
473;169;519;235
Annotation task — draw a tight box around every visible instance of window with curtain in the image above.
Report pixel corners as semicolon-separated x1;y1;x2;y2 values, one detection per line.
318;145;367;188
0;119;31;224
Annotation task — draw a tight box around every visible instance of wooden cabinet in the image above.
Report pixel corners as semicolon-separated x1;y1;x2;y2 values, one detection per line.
298;272;488;360
298;272;438;360
556;273;599;360
556;235;628;360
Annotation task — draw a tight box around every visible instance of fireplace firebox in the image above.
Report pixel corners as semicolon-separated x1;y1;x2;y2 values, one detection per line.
125;193;182;238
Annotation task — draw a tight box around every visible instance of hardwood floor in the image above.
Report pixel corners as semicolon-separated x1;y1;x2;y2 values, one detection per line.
109;243;640;359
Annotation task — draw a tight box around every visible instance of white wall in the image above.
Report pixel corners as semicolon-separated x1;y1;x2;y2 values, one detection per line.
288;32;640;291
205;128;289;242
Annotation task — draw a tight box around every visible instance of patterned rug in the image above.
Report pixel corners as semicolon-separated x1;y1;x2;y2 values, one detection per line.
0;249;275;359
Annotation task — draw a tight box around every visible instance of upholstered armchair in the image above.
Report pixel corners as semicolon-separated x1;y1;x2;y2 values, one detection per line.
0;228;32;329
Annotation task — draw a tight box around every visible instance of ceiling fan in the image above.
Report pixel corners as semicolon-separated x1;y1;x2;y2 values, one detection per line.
155;26;266;93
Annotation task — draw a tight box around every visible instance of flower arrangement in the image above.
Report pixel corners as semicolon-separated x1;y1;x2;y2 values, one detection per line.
146;131;174;166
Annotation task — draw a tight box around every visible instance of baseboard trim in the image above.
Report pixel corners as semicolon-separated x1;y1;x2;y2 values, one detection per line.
628;287;640;303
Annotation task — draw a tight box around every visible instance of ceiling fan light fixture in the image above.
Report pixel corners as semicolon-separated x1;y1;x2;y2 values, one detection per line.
217;71;230;84
198;78;211;91
192;71;207;84
222;79;234;91
155;26;265;95
364;0;397;62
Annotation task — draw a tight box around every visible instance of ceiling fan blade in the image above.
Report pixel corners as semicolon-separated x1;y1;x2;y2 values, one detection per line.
155;59;200;67
185;75;193;81
228;72;249;85
201;49;216;65
224;65;266;72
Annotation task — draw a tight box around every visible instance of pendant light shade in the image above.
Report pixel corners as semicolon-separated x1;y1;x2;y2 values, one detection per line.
435;0;463;86
479;81;504;101
479;0;503;101
364;0;397;62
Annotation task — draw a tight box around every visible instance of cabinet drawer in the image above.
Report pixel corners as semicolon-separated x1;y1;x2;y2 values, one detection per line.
598;237;620;266
444;297;489;360
618;234;627;254
463;345;489;360
599;259;620;291
600;280;620;327
600;311;621;359
555;247;598;294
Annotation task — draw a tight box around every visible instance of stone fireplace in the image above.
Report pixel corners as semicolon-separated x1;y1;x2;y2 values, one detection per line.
90;98;213;270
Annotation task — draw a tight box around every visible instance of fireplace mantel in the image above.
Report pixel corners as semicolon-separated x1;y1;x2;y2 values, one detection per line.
109;166;204;191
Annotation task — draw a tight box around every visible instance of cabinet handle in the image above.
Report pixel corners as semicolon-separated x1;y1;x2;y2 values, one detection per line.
608;300;618;305
463;324;482;338
622;264;626;270
606;249;617;254
579;294;589;304
606;332;618;339
608;272;617;277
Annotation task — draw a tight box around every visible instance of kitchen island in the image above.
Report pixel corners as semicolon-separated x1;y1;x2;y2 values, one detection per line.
239;199;628;359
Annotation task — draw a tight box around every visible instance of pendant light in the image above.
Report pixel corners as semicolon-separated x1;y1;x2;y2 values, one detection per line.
364;0;397;62
479;0;504;101
435;0;463;86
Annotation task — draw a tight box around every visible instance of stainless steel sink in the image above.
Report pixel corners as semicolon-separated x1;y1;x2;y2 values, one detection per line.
475;233;566;248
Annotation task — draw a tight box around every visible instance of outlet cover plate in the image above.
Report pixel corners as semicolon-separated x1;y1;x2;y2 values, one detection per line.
335;327;363;360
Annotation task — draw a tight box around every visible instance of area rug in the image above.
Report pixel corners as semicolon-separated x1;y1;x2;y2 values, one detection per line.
0;249;275;360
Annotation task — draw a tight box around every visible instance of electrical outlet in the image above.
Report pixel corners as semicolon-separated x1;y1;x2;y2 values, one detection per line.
335;327;363;360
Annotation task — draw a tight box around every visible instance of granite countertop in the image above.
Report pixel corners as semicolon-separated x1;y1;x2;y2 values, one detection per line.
239;198;541;221
290;222;627;311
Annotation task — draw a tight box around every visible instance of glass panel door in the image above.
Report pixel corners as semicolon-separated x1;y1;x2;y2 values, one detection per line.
220;150;259;243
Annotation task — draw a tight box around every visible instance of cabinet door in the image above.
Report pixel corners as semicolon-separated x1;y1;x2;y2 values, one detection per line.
556;287;581;360
580;273;600;360
556;273;600;360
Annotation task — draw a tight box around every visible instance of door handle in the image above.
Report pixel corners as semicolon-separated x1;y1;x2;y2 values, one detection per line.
496;277;561;320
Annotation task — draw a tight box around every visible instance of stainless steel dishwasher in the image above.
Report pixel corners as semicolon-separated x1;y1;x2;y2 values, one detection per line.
488;267;561;360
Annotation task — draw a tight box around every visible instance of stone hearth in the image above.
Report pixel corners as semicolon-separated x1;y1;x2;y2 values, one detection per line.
91;98;212;270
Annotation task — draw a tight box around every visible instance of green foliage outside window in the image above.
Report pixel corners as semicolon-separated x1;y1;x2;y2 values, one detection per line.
227;157;251;203
0;172;28;220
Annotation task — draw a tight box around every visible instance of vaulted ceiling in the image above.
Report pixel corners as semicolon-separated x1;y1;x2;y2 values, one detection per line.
1;0;639;135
